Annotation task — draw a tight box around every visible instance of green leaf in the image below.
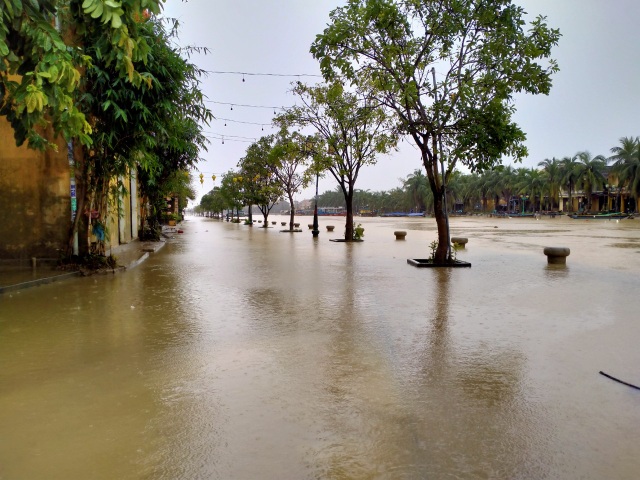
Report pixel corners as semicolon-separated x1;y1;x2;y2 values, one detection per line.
91;2;104;18
111;13;122;29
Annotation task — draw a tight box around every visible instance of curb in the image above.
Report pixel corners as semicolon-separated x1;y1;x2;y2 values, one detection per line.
0;271;81;295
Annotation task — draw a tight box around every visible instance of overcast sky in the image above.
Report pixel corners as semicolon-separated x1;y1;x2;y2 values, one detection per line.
162;0;640;204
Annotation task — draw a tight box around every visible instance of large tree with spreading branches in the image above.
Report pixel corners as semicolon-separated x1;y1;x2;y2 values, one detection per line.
311;0;560;262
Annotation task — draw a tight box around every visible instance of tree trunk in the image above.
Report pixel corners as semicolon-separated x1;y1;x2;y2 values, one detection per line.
248;205;253;223
568;181;573;212
432;192;449;263
344;185;354;241
423;167;447;261
288;194;295;230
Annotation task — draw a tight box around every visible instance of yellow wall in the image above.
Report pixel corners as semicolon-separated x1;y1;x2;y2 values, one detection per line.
0;119;71;259
1;119;140;259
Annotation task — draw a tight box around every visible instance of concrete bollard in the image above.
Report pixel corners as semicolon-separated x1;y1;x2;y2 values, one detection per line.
326;225;335;232
451;237;468;248
272;221;276;225
294;223;300;228
308;224;313;229
543;246;570;264
394;231;407;240
281;222;286;226
31;257;37;269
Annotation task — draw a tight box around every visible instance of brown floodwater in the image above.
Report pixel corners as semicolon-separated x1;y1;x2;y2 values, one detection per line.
1;214;640;479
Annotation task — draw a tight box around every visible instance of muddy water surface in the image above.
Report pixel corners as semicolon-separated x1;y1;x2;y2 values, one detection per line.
1;215;640;479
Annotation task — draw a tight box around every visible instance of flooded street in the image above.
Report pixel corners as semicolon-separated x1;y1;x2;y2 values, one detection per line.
2;215;640;479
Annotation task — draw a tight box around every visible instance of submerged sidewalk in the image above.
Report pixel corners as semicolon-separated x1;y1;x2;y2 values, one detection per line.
0;238;166;294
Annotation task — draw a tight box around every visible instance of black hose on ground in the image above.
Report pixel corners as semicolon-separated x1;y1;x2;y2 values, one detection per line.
599;371;640;390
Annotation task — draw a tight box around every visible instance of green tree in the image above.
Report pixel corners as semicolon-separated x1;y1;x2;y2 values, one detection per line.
267;127;312;231
403;169;430;213
574;151;606;212
76;15;210;250
609;136;640;212
515;167;545;212
311;0;560;262
238;136;284;226
219;170;245;221
559;155;579;212
538;157;562;210
0;0;163;149
283;81;396;241
199;187;226;217
317;186;345;208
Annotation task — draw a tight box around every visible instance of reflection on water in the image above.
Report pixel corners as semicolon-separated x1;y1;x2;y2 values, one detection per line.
1;216;640;479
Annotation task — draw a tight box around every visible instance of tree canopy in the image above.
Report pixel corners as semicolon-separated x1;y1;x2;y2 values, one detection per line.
0;0;164;149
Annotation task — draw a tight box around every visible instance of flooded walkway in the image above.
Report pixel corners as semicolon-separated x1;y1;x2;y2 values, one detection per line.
1;215;640;479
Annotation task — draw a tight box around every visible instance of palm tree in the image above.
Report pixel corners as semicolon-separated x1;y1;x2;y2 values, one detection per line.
515;168;545;212
558;156;580;212
538;157;562;210
574;151;607;212
609;136;640;212
495;165;517;212
403;169;430;213
477;170;496;212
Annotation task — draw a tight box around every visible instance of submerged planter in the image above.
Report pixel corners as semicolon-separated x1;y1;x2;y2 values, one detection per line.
451;237;468;248
407;258;471;268
543;247;570;264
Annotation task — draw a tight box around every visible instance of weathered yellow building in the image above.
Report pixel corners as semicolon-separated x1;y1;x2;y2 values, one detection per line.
0;118;140;260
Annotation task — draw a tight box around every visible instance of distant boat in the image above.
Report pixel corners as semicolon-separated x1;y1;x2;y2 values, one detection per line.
380;212;425;217
569;212;632;220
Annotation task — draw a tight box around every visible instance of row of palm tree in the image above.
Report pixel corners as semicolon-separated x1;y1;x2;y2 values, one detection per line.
311;136;640;215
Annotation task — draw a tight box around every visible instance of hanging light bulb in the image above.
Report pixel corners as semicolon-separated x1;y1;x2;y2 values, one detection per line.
230;105;233;111
212;174;216;182
222;136;225;144
242;74;245;82
224;122;227;126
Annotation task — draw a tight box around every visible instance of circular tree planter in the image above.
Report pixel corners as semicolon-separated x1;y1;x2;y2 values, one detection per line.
308;224;314;229
451;237;468;248
407;258;471;268
281;222;287;226
394;231;407;240
543;247;570;264
294;223;300;228
326;225;335;232
271;221;276;225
